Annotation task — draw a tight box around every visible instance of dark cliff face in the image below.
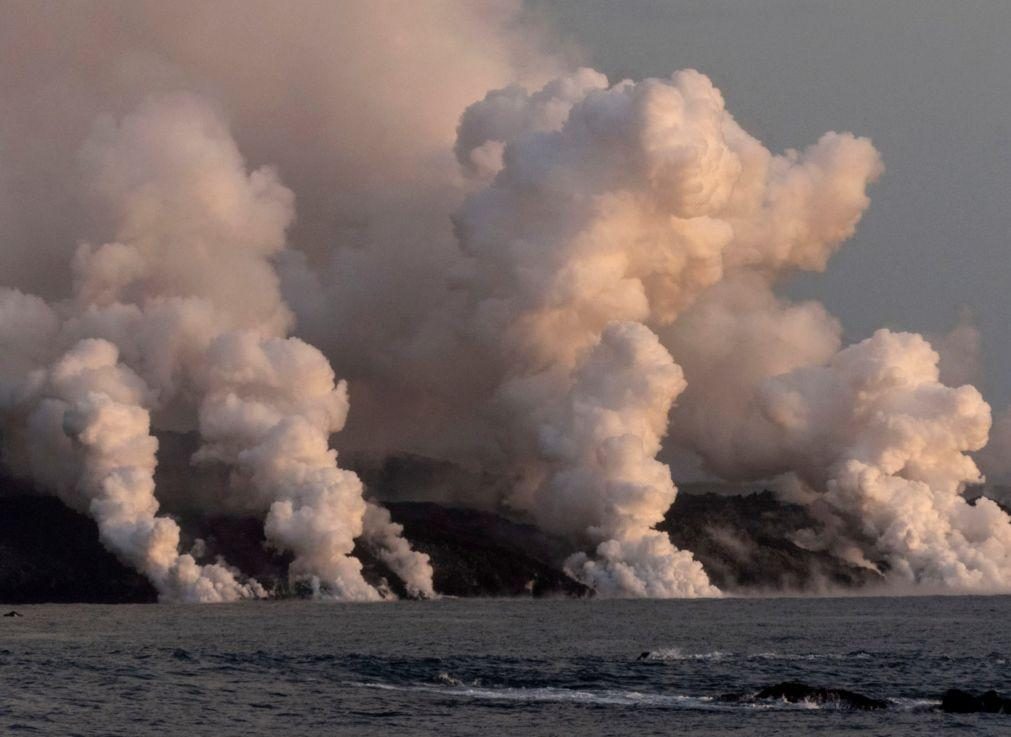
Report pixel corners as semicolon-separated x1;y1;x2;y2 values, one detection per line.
171;503;593;599
661;491;882;592
0;489;591;603
0;489;875;603
0;453;890;603
0;493;157;604
368;502;591;598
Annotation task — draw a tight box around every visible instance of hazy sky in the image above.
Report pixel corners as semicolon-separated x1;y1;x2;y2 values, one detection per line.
532;0;1011;405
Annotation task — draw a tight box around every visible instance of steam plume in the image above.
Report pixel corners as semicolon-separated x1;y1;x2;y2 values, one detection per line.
666;287;1011;588
1;94;431;600
448;69;879;594
3;1;1011;600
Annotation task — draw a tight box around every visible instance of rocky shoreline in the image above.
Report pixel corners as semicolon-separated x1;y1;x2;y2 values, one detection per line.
0;487;878;604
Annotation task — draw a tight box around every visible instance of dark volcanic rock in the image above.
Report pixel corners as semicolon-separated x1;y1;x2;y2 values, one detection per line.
940;689;1011;714
721;681;888;710
1;452;894;602
0;482;588;602
662;491;881;592
175;513;293;592
0;494;157;604
375;502;591;598
360;454;883;594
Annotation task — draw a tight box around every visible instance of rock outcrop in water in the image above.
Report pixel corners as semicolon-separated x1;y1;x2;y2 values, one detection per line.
940;689;1011;714
721;681;889;710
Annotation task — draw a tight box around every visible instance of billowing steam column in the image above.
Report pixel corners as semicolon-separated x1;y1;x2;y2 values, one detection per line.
669;307;1011;589
545;322;713;596
0;94;432;601
194;332;434;600
0;331;260;602
753;331;1007;588
453;68;882;597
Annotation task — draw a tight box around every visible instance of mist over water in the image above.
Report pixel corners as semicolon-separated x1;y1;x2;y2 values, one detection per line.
2;597;1010;736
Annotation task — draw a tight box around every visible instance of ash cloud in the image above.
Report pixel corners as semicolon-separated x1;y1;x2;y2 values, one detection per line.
2;0;1010;600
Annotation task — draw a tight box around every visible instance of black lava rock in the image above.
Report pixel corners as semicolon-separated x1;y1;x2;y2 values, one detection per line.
374;502;591;598
661;491;882;592
722;681;888;710
940;689;1011;714
0;450;921;603
0;493;157;604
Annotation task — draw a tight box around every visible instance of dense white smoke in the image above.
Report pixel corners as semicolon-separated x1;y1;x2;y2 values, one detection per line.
0;0;563;467
543;322;716;596
0;328;261;602
663;274;844;480
4;1;1011;600
448;69;880;594
449;65;1011;593
667;291;1011;588
194;331;433;600
766;331;1008;588
0;94;431;601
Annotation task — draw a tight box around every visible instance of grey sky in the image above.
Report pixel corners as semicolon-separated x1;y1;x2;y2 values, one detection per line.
531;0;1011;406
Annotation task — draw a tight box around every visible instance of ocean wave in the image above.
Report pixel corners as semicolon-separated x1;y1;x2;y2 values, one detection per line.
638;648;874;662
890;698;941;713
349;681;725;709
346;680;919;712
749;650;875;661
638;648;731;661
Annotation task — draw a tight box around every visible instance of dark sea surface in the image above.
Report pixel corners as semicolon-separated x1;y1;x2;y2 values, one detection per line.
1;596;1009;736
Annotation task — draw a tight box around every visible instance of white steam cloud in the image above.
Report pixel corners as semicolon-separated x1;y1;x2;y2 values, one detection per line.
666;285;1010;588
448;69;882;594
1;94;430;601
2;1;1010;600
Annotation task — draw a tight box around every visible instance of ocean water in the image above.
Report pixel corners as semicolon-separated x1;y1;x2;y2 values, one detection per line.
1;596;1009;736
